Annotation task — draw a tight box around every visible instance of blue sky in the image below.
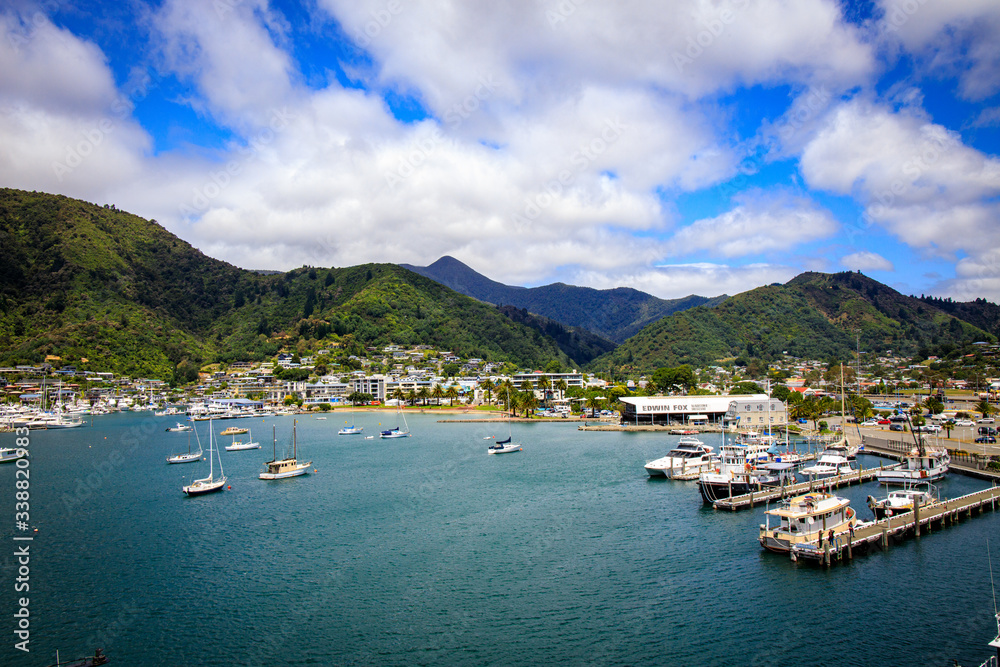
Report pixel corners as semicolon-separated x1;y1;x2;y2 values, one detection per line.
2;0;999;302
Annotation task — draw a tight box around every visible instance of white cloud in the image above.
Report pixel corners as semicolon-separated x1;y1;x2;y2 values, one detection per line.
572;263;798;299
668;190;839;258
841;251;894;272
877;0;1000;100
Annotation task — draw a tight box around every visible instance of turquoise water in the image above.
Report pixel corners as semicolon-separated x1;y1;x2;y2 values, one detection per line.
2;412;998;666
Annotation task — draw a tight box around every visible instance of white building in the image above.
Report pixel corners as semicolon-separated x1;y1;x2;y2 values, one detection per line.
619;394;786;427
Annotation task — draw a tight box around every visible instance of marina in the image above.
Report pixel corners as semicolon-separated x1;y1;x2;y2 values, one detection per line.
2;413;999;666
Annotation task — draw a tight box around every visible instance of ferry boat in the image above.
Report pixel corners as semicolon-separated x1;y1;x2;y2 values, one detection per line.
758;491;856;554
644;437;715;478
866;485;936;520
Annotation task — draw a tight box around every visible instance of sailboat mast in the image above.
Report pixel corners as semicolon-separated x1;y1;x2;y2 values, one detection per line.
293;419;297;458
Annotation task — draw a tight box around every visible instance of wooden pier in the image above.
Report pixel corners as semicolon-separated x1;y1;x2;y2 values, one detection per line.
712;464;896;511
786;484;1000;566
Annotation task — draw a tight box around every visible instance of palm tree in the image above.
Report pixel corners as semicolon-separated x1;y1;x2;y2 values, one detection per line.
431;384;445;406
536;375;552;409
445;384;459;406
405;389;417;407
479;378;495;406
390;387;406;405
416;386;430;406
555;379;568;402
585;394;603;418
975;399;996;420
521;391;539;418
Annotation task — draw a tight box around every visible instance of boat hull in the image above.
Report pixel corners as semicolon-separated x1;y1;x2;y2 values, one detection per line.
380;431;410;439
488;444;521;454
167;454;202;464
183;477;226;496
259;468;309;479
338;427;364;435
874;467;948;485
225;443;261;451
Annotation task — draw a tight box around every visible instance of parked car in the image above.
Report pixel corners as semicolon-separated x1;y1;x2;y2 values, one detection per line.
979;426;998;436
877;418;891;425
797;418;807;424
889;415;907;422
955;419;975;427
861;420;879;427
889;424;904;432
979;417;996;424
975;436;997;444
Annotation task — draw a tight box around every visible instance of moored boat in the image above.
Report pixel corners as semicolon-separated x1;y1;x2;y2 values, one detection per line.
866;485;936;520
758;491;856;554
645;437;715;478
259;421;311;479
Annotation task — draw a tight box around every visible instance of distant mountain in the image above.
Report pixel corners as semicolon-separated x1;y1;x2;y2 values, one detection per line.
495;305;616;367
400;256;726;343
0;189;575;378
594;270;997;370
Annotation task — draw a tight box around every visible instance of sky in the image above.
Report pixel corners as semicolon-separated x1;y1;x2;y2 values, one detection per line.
1;0;999;302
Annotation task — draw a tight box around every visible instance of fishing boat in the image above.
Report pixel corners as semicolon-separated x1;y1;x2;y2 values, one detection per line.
225;428;260;451
182;420;226;496
380;403;411;439
799;444;855;478
0;447;25;464
867;484;936;520
165;422;193;432
220;426;249;436
697;425;775;503
259;421;312;479
644;437;714;477
166;428;203;464
758;491;857;554
874;420;950;485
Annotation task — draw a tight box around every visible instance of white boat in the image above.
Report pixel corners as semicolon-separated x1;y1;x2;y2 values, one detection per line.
225;428;260;451
867;484;936;520
800;443;855;478
338;402;364;435
875;438;950;485
488;388;521;453
698;439;775;502
167;429;203;464
165;422;193;432
259;421;312;479
758;491;857;553
25;413;84;429
380;404;411;439
182;420;226;496
0;447;25;464
644;437;714;477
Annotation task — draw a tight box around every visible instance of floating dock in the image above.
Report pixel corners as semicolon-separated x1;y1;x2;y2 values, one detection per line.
712;464;896;511
785;484;1000;566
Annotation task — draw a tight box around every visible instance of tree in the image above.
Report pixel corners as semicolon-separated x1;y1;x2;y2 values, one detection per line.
445;384;459;406
521;391;539;417
536;375;552;408
975;400;996;420
924;397;944;416
431;384;444;405
479;378;495;405
554;379;568;402
347;391;372;406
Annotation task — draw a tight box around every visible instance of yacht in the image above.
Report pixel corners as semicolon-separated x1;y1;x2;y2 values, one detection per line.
165;422;193;432
182;421;226;496
225;428;260;451
338;424;364;435
0;447;25;464
758;492;857;554
867;485;936;520
697;439;774;503
220;426;249;436
487;437;522;454
259;422;311;479
644;437;715;478
799;444;855;478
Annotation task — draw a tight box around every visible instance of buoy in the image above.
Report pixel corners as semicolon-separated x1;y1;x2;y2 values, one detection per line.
314;469;317;472
227;486;231;489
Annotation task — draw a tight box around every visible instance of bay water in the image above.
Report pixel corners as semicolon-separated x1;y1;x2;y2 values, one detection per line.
2;412;998;666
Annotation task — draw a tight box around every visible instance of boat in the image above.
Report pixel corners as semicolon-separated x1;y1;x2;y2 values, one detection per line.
866;484;937;520
488;398;521;454
165;422;193;432
182;420;226;496
220;426;249;436
225;428;260;451
380;403;411;439
338;401;364;435
259;421;312;479
0;447;25;464
799;444;855;478
166;428;203;464
758;491;857;554
874;417;950;485
644;436;714;477
697;430;776;503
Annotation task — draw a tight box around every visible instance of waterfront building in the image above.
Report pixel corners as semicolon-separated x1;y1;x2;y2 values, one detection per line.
619;394;787;427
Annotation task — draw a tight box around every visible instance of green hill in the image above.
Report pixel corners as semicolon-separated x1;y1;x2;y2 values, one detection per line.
0;189;573;379
594;271;996;371
401;255;726;343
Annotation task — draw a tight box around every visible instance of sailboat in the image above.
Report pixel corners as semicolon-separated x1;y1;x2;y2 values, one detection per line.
338;399;364;435
380;401;411;438
225;427;260;451
259;421;312;479
167;427;203;464
488;386;521;454
182;419;226;496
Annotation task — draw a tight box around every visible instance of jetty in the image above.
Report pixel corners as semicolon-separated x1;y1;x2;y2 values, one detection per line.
861;434;1000;482
712;464;893;510
784;484;1000;566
